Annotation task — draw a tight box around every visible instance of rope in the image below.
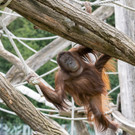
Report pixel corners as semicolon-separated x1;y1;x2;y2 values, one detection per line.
39;67;59;78
0;10;21;16
0;0;12;8
3;29;57;63
0;107;16;115
14;67;59;87
113;1;135;12
1;17;30;75
0;105;87;120
73;0;135;12
72;0;118;6
91;0;119;6
1;32;58;41
106;72;118;74
71;97;75;135
7;30;37;53
91;0;135;12
108;85;120;95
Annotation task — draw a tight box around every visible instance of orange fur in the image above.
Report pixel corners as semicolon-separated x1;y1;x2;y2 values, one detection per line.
37;45;118;131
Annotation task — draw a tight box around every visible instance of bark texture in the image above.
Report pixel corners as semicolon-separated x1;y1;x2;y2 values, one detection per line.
0;74;69;135
115;0;135;135
8;0;135;66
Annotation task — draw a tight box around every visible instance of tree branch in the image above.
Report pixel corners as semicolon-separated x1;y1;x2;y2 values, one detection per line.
0;73;69;135
112;110;135;135
0;40;24;72
8;0;135;65
0;7;19;27
6;37;71;84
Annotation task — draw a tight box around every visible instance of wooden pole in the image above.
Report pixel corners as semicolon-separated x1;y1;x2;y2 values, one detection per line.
7;0;135;66
115;1;135;135
0;74;69;135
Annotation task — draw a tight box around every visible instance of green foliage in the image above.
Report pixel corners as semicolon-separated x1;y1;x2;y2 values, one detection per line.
0;17;57;125
0;104;23;124
109;73;120;104
0;57;12;73
36;61;57;87
106;13;115;27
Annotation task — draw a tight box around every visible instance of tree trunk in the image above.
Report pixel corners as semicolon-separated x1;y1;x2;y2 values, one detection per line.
8;0;135;66
0;74;69;135
115;0;135;135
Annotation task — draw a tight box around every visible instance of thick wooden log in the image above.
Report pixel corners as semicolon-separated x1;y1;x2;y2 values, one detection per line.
115;0;135;135
8;0;135;65
6;4;114;84
0;74;69;135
